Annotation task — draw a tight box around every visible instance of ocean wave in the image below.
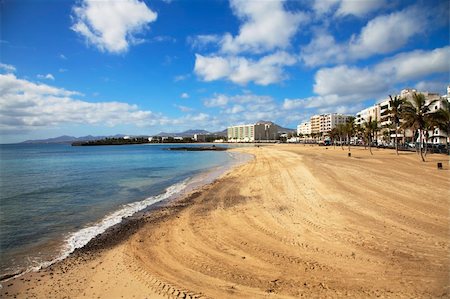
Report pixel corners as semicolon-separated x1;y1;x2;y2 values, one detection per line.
2;179;189;281
64;179;188;253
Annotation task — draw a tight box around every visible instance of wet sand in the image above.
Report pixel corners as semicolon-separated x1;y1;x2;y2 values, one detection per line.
1;144;449;298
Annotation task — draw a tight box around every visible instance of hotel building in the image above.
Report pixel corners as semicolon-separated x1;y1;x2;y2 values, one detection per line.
297;122;311;135
308;113;351;134
355;87;449;144
355;105;380;126
227;121;278;142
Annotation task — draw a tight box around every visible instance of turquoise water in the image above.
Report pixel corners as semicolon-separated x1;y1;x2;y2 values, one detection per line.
0;143;239;277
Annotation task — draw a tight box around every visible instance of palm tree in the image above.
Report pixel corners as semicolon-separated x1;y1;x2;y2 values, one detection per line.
432;99;450;154
345;116;356;151
355;124;365;148
363;116;378;155
336;123;346;150
401;93;439;162
329;127;338;148
387;95;404;155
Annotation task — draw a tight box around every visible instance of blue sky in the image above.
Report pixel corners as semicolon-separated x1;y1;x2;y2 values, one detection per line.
0;0;449;143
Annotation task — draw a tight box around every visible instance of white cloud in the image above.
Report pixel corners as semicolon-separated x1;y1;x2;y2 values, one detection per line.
204;94;230;107
375;46;450;81
301;5;430;66
300;31;346;67
288;46;450;113
314;65;388;98
203;93;287;126
191;0;306;86
415;81;448;95
59;54;67;60
221;0;308;54
0;74;164;133
0;75;297;135
194;54;231;82
202;93;284;126
37;73;55;81
173;104;194;112
348;5;426;58
194;51;297;85
335;0;386;17
180;92;190;99
312;0;385;17
71;0;157;54
187;34;221;49
0;63;16;73
174;74;190;82
225;105;245;114
152;35;176;43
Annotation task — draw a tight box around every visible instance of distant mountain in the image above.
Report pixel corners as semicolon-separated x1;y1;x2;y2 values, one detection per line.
255;120;296;133
213;129;227;136
21;134;126;144
155;129;212;137
20;123;293;144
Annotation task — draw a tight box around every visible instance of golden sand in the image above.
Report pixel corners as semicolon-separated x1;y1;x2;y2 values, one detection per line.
1;144;449;298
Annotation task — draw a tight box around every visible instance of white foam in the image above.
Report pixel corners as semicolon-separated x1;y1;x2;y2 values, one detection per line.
64;179;188;254
1;151;254;283
1;180;189;283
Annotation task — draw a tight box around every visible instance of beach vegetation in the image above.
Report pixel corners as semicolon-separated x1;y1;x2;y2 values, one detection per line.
401;93;439;161
336;123;346;150
345;116;356;152
429;99;450;154
363;116;378;155
387;95;405;155
329;127;339;149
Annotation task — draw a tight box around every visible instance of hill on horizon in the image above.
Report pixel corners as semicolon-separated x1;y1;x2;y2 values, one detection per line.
19;122;294;144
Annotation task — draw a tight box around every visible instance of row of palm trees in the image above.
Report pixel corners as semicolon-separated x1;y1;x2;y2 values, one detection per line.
326;93;449;161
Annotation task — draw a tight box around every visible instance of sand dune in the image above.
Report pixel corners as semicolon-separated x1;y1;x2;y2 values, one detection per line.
1;145;449;298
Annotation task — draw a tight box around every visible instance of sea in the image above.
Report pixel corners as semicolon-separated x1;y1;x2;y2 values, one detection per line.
0;143;249;279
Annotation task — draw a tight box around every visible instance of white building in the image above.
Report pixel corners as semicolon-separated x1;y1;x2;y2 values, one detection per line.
400;88;447;144
227;121;278;142
309;113;351;134
193;134;207;142
356;105;380;126
356;87;449;145
297;122;311;135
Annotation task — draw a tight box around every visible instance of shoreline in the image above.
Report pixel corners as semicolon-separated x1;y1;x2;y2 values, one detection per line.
0;149;252;284
1;145;448;298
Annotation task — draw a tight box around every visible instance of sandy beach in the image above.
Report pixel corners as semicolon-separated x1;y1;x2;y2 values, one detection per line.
1;144;449;298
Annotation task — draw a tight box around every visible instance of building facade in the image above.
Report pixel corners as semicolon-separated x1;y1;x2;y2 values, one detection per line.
227;122;278;142
401;88;447;144
297;122;311;136
356;87;449;144
193;134;207;142
308;113;351;135
355;105;380;126
310;115;321;134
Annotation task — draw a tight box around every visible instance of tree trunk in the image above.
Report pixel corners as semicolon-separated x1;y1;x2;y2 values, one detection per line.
395;126;398;155
340;136;343;150
348;134;351;151
369;135;373;155
419;130;425;162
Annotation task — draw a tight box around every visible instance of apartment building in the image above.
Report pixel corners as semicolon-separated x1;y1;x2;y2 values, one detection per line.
355;105;380;126
400;88;447;144
227;121;278;142
310;115;321;134
356;87;449;144
308;113;351;134
297;122;311;135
